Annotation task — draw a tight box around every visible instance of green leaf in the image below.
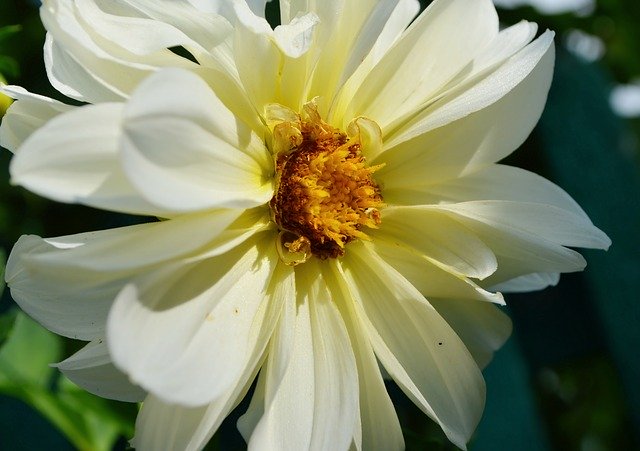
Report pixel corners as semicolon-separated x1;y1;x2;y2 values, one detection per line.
0;310;61;390
0;25;20;44
0;312;137;451
0;248;5;299
0;55;19;79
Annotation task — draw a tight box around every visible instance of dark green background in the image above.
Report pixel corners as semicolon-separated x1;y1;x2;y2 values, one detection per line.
1;1;639;450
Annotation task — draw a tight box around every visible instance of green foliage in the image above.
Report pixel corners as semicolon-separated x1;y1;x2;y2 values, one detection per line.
0;310;137;451
0;25;21;79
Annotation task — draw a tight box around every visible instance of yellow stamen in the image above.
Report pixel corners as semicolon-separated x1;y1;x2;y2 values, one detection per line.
269;102;384;263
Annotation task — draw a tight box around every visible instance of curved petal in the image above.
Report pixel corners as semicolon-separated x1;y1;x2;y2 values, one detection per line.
428;299;512;369
371;238;504;305
434;201;610;284
54;339;146;402
372;206;497;279
340;242;485;449
8;102;178;217
241;261;359;451
26;210;241;273
382;164;590;220
5;235;123;340
489;272;560;293
132;259;293;451
376;31;555;188
121;69;273;212
341;0;499;130
324;261;405;451
0;86;73;153
107;234;279;406
41;0;236;103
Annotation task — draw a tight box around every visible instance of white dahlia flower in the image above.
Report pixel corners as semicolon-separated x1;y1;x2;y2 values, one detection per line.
1;0;610;450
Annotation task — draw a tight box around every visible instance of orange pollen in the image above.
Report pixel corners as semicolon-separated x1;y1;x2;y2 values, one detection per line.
269;109;384;262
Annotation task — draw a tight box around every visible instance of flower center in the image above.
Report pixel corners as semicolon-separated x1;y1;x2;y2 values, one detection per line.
268;103;384;264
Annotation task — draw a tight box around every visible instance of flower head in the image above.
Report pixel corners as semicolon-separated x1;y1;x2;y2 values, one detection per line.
1;0;610;450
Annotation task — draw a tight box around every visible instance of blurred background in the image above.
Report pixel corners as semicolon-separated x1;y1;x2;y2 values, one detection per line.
0;0;638;450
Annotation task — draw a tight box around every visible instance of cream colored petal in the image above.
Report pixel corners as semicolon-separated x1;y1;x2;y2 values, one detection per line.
121;69;273;212
5;235;124;340
132;261;294;451
341;243;485;449
428;299;512;369
54;339;146;402
324;261;405;451
372;206;497;279
365;0;420;65
382;164;589;220
341;0;499;130
376;32;555;190
0;85;73;153
107;234;280;407
42;0;241;104
371;238;504;305
26;211;241;273
242;261;359;451
434;201;610;284
489;272;560;293
9;102;176;217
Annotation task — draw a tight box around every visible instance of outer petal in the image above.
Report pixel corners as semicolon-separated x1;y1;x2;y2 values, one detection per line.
132;261;295;451
371;238;504;305
41;0;236;103
432;201;610;285
376;31;555;187
8;102;175;217
121;69;273;212
324;261;405;451
428;299;512;369
54;339;146;402
240;261;360;451
341;242;485;449
340;0;499;130
382;164;590;218
5;210;241;339
0;86;73;153
489;272;560;293
23;210;241;273
107;234;278;407
371;206;498;280
5;235;124;340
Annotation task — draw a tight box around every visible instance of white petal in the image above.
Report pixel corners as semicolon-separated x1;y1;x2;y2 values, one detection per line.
54;339;146;402
382;164;589;220
428;299;512;369
434;201;610;284
372;207;497;279
342;0;499;130
122;69;273;212
489;272;560;293
385;30;555;150
371;238;504;305
244;261;359;451
133;260;294;451
5;235;123;340
341;243;485;449
324;261;404;451
41;0;234;103
0;86;73;153
377;32;555;190
9;102;173;217
365;0;420;65
107;234;278;406
27;210;241;273
437;201;611;250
